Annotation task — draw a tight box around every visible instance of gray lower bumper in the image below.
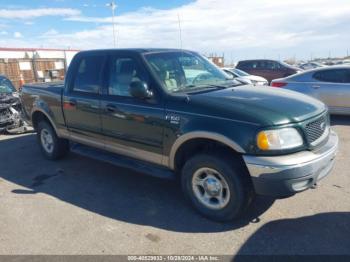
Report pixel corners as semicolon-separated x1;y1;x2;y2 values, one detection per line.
243;131;338;197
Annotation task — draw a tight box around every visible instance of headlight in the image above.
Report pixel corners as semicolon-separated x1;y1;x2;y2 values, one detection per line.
257;128;303;150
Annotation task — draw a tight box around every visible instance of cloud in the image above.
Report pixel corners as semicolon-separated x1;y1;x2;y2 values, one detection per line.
2;0;350;60
0;30;8;35
40;29;59;37
0;8;80;19
13;31;22;38
54;0;350;57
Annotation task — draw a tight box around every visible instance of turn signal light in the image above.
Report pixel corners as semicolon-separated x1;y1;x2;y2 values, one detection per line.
257;132;270;150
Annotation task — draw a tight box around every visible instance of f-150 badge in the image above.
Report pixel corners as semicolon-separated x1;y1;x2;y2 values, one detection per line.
165;114;180;124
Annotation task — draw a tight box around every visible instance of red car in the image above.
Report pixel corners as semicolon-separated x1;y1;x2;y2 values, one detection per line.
236;59;300;83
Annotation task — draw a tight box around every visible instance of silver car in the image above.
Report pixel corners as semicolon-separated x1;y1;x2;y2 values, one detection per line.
271;66;350;115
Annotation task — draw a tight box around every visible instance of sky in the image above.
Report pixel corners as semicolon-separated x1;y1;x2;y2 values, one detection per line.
0;0;349;62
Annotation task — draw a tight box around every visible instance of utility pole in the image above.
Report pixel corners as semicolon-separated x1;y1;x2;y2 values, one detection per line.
177;13;183;50
107;1;117;48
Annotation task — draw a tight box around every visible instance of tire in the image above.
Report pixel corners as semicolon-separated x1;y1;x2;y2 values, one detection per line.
37;121;69;160
181;153;254;222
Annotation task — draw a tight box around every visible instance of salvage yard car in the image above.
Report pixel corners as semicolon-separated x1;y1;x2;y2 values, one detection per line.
21;49;338;222
236;59;300;83
223;68;268;86
0;75;28;134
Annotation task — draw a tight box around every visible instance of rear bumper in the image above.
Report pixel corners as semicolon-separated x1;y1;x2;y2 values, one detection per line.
243;131;338;197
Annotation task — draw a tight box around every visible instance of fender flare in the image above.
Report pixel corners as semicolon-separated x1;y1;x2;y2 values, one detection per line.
168;131;245;169
31;107;62;136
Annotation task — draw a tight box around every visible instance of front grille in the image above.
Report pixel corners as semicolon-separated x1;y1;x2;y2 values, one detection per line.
304;115;328;145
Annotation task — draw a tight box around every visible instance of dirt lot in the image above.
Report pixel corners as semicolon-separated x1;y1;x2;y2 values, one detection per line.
0;116;349;255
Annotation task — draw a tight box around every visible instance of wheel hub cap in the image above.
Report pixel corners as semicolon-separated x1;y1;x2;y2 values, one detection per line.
191;167;231;210
40;129;54;153
204;178;222;196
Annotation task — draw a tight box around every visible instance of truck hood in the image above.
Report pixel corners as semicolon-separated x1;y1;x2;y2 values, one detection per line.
190;85;326;126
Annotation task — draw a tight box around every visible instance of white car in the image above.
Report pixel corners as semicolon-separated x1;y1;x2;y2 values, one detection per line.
223;68;268;86
299;62;324;70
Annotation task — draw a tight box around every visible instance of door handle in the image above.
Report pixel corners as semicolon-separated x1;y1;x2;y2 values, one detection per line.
105;104;117;112
312;85;320;89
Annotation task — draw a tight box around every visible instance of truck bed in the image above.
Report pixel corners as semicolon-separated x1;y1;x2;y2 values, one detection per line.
20;81;66;129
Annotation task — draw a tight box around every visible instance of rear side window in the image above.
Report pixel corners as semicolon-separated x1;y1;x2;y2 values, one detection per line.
313;69;350;83
257;61;280;70
266;61;281;70
73;55;105;93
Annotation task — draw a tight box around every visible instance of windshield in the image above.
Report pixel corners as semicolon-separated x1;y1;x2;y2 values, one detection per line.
144;51;239;93
0;77;16;94
280;61;300;70
233;68;249;77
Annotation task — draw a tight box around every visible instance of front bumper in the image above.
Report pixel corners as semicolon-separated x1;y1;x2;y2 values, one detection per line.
243;131;338;197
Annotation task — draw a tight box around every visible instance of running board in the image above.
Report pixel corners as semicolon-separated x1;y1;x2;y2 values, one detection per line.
70;143;175;180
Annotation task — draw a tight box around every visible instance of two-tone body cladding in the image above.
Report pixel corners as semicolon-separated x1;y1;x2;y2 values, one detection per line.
20;48;338;221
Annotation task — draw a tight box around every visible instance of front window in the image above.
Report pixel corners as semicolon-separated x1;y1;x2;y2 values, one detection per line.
144;51;239;93
0;77;16;94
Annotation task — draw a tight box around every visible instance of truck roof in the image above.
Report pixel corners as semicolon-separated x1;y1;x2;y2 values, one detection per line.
78;48;193;55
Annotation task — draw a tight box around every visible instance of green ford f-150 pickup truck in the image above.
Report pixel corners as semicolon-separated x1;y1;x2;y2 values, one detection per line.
21;49;338;221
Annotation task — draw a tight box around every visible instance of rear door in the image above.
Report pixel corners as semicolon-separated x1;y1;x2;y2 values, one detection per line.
311;68;350;111
265;61;284;82
253;60;276;82
63;54;106;145
99;52;165;165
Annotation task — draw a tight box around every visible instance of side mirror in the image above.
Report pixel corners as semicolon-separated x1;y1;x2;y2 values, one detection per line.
129;81;153;99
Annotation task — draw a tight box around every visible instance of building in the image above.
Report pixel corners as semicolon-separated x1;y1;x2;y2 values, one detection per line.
207;55;225;67
0;47;79;89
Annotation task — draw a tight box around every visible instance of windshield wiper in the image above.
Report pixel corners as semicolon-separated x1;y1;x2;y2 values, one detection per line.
173;84;227;94
186;84;228;90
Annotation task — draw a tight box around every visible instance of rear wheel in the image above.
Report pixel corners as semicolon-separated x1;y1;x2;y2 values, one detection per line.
37;121;69;160
181;153;254;222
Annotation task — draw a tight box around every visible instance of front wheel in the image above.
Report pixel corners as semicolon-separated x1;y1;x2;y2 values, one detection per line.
37;121;69;160
181;153;253;222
